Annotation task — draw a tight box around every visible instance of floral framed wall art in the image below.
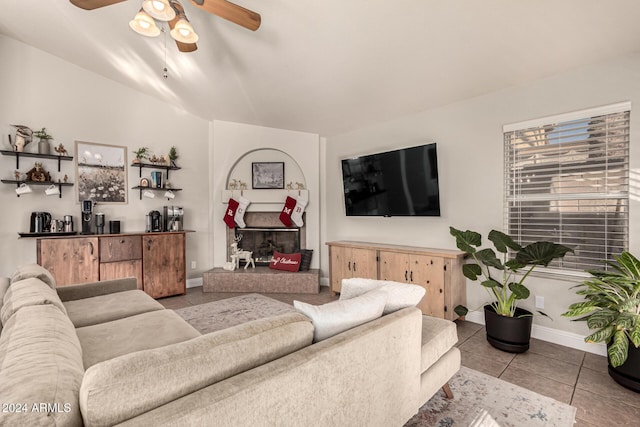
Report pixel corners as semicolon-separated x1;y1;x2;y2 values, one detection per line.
75;140;128;204
252;162;285;189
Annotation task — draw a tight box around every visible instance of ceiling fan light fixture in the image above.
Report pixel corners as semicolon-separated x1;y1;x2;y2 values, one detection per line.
129;10;161;37
170;17;198;43
142;0;176;21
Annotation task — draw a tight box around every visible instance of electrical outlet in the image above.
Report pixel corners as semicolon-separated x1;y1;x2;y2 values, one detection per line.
535;295;544;309
191;261;197;270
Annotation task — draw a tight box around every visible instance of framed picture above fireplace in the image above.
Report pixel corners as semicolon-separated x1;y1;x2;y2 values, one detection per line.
252;162;285;189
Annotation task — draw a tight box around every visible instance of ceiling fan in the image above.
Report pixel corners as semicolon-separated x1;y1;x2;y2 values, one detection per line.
69;0;261;53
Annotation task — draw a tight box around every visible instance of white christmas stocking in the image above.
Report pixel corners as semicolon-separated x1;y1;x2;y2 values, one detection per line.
291;195;308;227
234;196;251;228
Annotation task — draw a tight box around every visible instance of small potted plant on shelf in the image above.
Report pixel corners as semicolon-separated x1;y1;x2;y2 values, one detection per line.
33;128;53;155
450;226;573;353
169;146;178;167
562;251;640;392
132;147;149;164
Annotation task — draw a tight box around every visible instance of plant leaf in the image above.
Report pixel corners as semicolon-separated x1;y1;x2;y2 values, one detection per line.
481;279;501;288
462;263;482;281
454;305;469;317
476;248;503;270
614;251;640;279
449;227;481;254
585;325;616;344
585;309;617;329
629;320;640;348
515;242;573;267
505;259;525;271
608;329;629;368
562;302;599;318
508;282;530;300
488;230;522;253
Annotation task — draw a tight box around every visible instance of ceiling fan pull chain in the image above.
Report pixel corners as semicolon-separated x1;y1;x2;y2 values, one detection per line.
162;24;169;79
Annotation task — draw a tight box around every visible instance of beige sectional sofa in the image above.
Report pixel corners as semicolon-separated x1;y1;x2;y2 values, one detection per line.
0;264;460;426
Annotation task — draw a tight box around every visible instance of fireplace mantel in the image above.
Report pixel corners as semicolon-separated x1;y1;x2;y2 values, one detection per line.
221;189;309;204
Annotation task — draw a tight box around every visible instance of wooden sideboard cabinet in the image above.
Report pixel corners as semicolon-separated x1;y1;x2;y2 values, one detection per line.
37;231;187;298
326;241;466;320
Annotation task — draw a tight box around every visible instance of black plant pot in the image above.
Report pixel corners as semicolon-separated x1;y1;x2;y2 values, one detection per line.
484;305;533;353
608;339;640;393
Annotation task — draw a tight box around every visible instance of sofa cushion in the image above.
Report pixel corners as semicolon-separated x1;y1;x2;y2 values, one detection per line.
1;277;67;325
420;315;458;373
76;309;201;369
64;289;165;328
0;304;84;427
340;278;426;314
79;312;313;427
10;263;56;288
294;291;386;342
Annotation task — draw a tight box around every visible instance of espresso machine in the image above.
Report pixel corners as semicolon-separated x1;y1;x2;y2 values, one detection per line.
164;206;184;231
81;200;93;234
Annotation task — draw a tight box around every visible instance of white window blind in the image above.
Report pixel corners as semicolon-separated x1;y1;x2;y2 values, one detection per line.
504;106;629;273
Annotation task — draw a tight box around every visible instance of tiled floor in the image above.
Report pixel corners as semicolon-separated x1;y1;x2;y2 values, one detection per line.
160;286;640;426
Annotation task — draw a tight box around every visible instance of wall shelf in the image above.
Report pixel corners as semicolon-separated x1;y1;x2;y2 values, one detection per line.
132;186;182;200
131;162;181;180
1;180;74;198
1;150;73;172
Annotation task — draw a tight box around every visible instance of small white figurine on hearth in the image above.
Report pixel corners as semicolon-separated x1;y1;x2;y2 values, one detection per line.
230;235;255;269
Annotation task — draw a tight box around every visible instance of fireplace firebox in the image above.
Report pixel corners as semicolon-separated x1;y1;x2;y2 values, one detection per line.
234;227;301;266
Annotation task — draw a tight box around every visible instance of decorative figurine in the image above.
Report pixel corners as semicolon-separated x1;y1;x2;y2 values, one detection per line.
238;180;248;190
286;181;294;190
14;170;20;180
230;235;255;270
25;162;51;182
295;182;305;190
228;179;238;190
54;143;68;156
63;174;69;183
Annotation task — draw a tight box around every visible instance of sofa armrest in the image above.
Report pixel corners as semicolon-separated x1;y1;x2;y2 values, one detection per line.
56;278;138;302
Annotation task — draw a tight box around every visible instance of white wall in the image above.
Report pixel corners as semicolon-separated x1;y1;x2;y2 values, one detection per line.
324;52;640;339
0;35;211;278
210;120;320;270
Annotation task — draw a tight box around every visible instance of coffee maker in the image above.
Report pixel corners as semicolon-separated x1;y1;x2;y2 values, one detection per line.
147;210;162;232
81;200;93;234
164;206;184;231
30;212;51;233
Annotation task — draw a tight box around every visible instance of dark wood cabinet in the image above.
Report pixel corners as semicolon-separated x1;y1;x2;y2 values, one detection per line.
37;232;187;298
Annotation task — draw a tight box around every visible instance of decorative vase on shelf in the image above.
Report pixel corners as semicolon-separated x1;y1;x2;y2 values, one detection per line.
38;139;51;155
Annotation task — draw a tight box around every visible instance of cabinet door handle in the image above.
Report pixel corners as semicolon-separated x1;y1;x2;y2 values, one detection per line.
88;241;94;255
353;262;356;272
410;271;413;282
120;239;125;244
405;270;408;281
348;261;351;271
147;239;152;251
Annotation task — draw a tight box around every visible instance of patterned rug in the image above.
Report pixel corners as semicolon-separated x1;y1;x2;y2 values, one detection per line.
405;367;576;427
174;293;296;334
175;295;576;427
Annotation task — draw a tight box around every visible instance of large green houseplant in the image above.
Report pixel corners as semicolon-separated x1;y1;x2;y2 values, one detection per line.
450;226;573;352
562;251;640;391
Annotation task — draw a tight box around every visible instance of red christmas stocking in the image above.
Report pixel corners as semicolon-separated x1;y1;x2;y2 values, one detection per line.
224;198;239;228
279;196;297;226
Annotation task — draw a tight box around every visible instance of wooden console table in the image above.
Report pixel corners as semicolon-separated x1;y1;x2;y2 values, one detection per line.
326;241;466;320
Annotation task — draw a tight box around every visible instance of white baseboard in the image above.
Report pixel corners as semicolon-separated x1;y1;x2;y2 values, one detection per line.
464;310;607;357
186;277;203;289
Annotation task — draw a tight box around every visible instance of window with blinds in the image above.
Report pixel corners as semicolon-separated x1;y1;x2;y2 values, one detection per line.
504;105;629;273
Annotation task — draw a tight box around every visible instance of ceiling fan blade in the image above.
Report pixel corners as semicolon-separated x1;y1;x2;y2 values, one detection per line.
190;0;261;31
169;3;198;52
69;0;126;10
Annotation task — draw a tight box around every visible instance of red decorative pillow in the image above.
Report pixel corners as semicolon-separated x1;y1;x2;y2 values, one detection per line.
269;251;302;272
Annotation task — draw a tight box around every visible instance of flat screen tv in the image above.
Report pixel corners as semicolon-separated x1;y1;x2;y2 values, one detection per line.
341;143;440;217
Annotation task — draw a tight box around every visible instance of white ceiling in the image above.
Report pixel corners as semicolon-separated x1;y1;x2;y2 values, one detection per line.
2;1;640;136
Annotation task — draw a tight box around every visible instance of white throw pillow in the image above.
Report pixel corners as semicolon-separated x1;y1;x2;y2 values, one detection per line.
340;278;426;314
294;291;386;342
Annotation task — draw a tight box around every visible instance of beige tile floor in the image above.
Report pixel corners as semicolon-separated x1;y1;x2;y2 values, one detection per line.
160;286;640;426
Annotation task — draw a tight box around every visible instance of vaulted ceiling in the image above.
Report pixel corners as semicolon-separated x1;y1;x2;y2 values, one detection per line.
2;1;640;136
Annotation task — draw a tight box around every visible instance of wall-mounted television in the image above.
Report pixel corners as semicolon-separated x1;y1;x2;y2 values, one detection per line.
341;143;440;217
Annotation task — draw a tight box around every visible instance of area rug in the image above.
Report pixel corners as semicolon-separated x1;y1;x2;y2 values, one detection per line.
405;366;576;427
174;293;296;334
